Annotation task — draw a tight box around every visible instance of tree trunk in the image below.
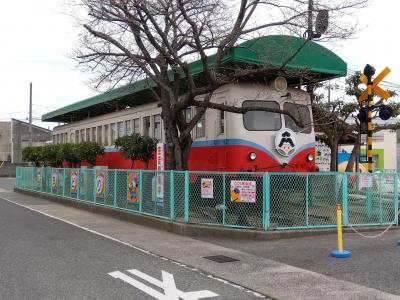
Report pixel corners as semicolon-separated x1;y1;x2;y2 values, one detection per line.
345;138;361;172
329;139;339;172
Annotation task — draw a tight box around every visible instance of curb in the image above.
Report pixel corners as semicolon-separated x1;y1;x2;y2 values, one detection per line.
14;187;400;241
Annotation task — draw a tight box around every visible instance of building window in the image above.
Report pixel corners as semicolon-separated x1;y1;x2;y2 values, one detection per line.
70;132;75;143
195;108;205;138
125;120;132;135
111;123;116;142
153;115;161;141
86;128;90;141
143;116;151;137
243;100;281;131
104;124;109;145
133;118;140;134
97;126;102;145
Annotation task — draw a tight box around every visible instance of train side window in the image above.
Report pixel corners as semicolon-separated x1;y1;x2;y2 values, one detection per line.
75;130;80;143
185;108;192;122
243;100;281;131
283;102;311;134
97;126;103;144
218;110;225;135
92;127;96;142
195;107;205;138
117;121;124;137
80;129;85;142
111;123;116;142
153;114;161;141
133;118;140;134
104;124;109;145
125;120;132;135
143;116;151;136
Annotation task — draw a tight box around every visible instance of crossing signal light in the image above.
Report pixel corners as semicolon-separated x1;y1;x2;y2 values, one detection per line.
379;105;393;121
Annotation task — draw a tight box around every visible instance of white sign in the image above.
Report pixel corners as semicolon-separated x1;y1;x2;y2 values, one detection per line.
201;178;214;199
359;174;373;188
156;143;164;199
275;128;296;157
230;180;256;203
109;269;218;300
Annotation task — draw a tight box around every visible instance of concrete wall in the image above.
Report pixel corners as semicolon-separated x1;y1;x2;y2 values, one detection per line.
0;122;11;161
11;119;52;163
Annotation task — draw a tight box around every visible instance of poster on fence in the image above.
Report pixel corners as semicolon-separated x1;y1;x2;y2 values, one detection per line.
230;180;256;203
156;143;164;198
70;169;79;193
127;171;139;203
359;174;373;188
96;170;105;198
201;178;213;199
52;169;58;189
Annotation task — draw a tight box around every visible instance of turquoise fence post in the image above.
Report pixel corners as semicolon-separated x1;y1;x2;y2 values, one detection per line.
342;173;348;226
379;173;383;224
62;169;66;197
222;174;226;225
305;174;309;227
170;171;174;221
263;173;270;230
31;167;34;190
394;174;398;225
139;170;143;212
184;171;189;223
114;170;117;208
93;169;97;204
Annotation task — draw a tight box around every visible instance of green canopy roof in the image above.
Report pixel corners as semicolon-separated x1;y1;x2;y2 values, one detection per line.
43;35;346;123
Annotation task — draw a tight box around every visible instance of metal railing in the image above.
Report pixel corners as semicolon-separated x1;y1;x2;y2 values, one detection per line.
15;167;399;230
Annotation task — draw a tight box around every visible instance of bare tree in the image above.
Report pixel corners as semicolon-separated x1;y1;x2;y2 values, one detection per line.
69;0;368;170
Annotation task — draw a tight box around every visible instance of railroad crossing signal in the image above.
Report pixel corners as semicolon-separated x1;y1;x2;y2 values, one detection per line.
358;67;391;103
357;65;391;173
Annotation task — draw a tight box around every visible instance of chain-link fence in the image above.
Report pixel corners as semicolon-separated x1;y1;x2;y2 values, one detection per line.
15;167;399;230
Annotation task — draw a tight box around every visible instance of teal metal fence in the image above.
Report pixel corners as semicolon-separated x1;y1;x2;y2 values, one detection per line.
15;167;399;230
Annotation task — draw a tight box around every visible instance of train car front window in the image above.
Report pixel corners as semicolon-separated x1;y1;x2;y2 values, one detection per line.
243;100;281;131
283;102;311;134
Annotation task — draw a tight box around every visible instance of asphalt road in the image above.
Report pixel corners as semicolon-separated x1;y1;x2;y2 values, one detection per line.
0;192;264;299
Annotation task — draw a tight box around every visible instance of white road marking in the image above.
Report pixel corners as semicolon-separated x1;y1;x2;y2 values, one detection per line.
109;269;218;300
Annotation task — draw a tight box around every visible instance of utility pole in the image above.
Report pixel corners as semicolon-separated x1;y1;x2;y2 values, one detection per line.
307;0;314;40
29;82;32;147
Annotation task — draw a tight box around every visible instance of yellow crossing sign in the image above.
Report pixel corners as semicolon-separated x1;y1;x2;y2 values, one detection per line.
358;67;391;103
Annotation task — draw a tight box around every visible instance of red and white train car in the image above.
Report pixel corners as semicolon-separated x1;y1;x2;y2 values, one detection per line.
44;35;346;172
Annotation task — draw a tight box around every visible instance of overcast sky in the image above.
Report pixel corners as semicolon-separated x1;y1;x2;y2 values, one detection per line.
0;0;397;129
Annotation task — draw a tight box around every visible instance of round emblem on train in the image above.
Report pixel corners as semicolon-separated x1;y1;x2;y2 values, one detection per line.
275;128;296;157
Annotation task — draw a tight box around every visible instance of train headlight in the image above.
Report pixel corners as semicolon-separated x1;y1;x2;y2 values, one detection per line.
306;153;314;162
249;152;257;161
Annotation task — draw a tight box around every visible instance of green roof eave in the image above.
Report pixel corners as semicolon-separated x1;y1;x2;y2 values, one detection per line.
43;35;346;122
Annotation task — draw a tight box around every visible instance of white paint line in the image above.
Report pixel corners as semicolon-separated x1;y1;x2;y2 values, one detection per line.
115;269;218;300
109;271;166;299
0;195;265;298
